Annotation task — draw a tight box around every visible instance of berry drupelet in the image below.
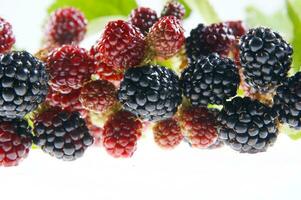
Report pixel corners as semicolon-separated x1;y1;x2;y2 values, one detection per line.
0;51;49;119
0;17;15;54
240;27;293;93
33;107;93;161
129;7;158;35
148;16;185;58
218;97;278;153
181;53;240;106
46;45;95;94
0;119;32;167
273;72;301;129
102;110;142;158
45;7;87;45
118;64;182;121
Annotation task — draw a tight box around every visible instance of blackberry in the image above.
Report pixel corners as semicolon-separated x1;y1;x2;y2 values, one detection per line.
181;53;240;106
273;72;301;129
0;119;32;167
218;97;278;153
0;51;49;119
118;64;182;121
161;0;185;20
33;107;93;161
240;27;293;93
129;7;158;35
186;23;235;61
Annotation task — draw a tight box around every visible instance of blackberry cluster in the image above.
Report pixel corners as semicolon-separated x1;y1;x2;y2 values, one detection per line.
273;72;301;129
181;53;240;106
33;108;93;161
240;27;293;93
0;51;49;119
129;7;158;35
218;97;278;153
118;65;182;121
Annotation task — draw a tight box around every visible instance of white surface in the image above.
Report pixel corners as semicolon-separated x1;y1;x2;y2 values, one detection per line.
0;1;300;200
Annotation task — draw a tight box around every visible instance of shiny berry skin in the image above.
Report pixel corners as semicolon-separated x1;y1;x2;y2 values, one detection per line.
129;7;158;35
148;16;185;58
46;88;84;114
181;54;240;106
118;64;182;122
47;45;95;94
179;106;218;148
94;62;123;82
0;17;15;53
79;80;117;113
33;107;93;161
0;119;32;167
45;7;87;45
218;97;278;153
0;51;49;119
161;0;185;20
240;27;293;93
102;110;142;158
153;118;183;149
90;20;146;69
273;72;301;129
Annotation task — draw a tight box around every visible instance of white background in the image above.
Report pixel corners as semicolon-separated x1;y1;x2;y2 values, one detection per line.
1;0;301;200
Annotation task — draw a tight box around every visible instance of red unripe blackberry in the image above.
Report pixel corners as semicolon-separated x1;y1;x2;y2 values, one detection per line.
179;106;218;148
102;110;142;158
225;21;246;38
84;116;103;147
47;45;95;94
153;118;183;149
148;16;185;58
46;88;83;114
45;7;87;45
90;20;146;69
0;119;32;167
0;17;15;53
79;80;117;113
161;0;185;20
129;7;158;35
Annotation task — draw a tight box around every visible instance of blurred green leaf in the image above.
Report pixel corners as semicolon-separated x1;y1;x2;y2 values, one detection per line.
246;6;293;41
184;0;220;24
281;125;301;140
178;0;191;19
286;0;301;73
48;0;137;20
87;16;126;36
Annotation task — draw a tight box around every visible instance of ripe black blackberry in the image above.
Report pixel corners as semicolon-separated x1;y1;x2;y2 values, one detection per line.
0;51;49;119
186;23;235;61
218;97;278;153
181;53;240;106
33;107;93;161
273;72;301;129
240;27;293;93
118;65;182;121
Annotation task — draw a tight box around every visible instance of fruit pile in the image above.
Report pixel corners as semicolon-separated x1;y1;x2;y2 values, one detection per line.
0;0;298;167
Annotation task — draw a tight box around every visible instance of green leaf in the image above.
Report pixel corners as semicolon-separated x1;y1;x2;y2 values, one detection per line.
178;0;191;19
245;6;293;41
286;0;301;73
48;0;138;20
281;125;301;140
183;0;220;24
